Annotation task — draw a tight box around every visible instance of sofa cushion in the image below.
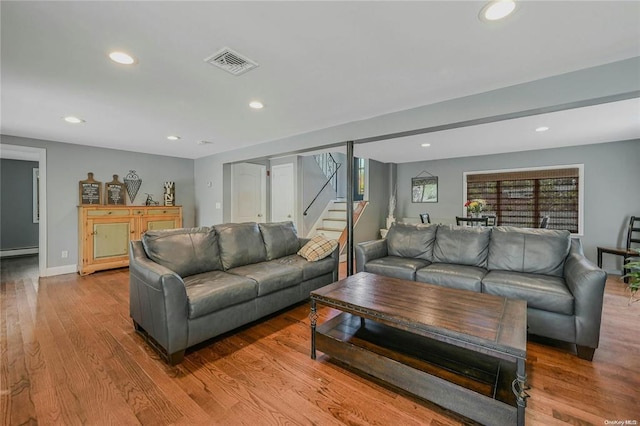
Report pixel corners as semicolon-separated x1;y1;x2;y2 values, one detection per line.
214;222;267;270
487;227;571;277
276;254;336;281
433;225;491;268
298;234;338;262
482;270;574;315
386;222;437;261
228;261;303;296
416;263;487;292
364;256;430;281
259;221;300;261
183;271;258;319
142;227;222;278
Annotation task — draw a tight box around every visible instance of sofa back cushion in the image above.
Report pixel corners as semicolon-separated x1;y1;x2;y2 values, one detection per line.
488;226;571;277
387;222;437;261
214;222;267;270
259;221;300;260
142;227;222;278
433;225;491;268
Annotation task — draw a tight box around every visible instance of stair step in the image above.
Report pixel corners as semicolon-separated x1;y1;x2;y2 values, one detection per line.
326;210;347;220
317;226;344;232
322;219;346;228
316;229;343;240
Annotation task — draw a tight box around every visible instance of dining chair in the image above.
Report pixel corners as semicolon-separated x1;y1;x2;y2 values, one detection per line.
419;213;431;224
456;216;489;227
597;216;640;283
482;214;497;226
539;216;550;229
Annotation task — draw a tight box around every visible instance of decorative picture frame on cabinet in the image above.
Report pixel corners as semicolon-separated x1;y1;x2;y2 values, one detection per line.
105;174;126;205
79;172;102;205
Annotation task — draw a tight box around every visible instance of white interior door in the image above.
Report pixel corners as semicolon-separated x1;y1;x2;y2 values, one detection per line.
271;163;296;229
231;163;266;223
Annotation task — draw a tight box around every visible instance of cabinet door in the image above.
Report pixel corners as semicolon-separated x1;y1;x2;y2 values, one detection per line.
139;208;182;235
146;219;178;231
88;218;135;262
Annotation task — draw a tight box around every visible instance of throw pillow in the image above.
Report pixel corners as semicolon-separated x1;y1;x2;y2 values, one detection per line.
298;234;338;262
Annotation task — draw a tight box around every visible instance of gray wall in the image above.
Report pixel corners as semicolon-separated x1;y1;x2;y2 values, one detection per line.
1;159;39;250
194;58;640;227
0;135;195;270
396;139;640;270
334;152;347;199
354;159;390;244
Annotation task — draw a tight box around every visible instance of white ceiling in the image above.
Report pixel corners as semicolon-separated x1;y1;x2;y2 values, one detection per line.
1;1;639;161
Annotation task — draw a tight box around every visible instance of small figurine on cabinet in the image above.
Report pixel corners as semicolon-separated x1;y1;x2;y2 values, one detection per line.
144;193;159;206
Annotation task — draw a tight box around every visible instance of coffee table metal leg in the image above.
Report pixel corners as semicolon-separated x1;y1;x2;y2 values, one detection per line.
513;358;529;426
310;300;318;360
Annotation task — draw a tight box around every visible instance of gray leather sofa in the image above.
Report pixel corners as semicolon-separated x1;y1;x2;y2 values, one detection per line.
355;223;607;360
129;221;338;364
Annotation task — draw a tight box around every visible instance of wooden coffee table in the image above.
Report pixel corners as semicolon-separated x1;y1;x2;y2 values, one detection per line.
310;272;528;426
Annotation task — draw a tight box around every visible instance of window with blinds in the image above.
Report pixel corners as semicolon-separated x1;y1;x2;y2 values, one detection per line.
465;167;581;233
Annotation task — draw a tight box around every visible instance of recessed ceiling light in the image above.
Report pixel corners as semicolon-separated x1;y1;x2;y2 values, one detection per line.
480;0;516;21
167;135;181;141
421;143;431;147
535;126;550;132
63;116;85;124
109;51;136;65
249;101;264;109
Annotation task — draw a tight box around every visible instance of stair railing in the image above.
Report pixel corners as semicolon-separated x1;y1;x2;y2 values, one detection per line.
303;163;341;216
314;153;339;192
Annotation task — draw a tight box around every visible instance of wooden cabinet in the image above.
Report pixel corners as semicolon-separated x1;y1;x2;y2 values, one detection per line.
78;205;182;275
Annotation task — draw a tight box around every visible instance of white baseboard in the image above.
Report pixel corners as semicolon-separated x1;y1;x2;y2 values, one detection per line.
44;264;77;277
0;248;39;258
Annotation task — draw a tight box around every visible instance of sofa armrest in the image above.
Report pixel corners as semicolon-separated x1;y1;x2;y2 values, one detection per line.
355;239;388;273
564;250;607;349
129;241;189;356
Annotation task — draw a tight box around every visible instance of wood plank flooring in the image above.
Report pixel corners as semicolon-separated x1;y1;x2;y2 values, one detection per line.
2;255;639;425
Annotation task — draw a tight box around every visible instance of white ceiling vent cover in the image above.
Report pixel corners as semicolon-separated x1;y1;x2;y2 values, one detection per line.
204;47;259;76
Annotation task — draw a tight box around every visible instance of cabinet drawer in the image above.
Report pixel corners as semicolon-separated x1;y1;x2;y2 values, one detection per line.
86;209;130;217
132;209;146;215
145;208;181;216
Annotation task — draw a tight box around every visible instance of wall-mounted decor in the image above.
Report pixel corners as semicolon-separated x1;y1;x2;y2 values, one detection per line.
106;175;126;205
79;172;102;205
411;171;438;203
124;170;142;203
163;181;175;206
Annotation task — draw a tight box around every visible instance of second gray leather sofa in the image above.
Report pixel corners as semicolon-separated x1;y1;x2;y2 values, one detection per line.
355;222;607;360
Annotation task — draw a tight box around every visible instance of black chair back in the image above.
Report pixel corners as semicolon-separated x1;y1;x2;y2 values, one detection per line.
482;214;497;226
456;216;489;226
626;216;640;251
540;216;550;229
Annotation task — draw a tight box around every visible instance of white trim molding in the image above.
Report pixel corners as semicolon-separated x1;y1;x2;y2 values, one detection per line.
0;248;39;258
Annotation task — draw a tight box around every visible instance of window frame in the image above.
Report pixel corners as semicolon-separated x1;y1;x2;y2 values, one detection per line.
462;164;584;236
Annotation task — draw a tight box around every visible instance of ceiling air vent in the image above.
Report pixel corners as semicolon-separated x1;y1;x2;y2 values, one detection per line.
204;47;258;76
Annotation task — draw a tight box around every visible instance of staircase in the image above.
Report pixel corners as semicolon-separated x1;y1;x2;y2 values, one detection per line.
314;199;368;254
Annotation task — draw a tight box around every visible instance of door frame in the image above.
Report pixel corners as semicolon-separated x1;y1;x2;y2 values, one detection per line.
0;144;47;277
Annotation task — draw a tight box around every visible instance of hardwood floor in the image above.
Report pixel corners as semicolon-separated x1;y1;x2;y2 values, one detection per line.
2;255;639;425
